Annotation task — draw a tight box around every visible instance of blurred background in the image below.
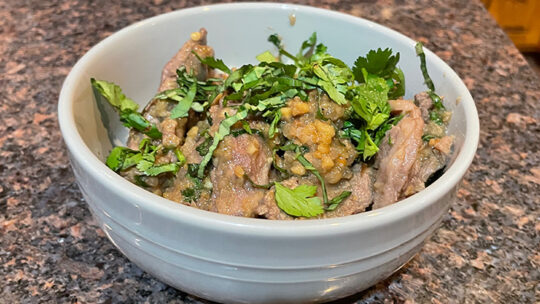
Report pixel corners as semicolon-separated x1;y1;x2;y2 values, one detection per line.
482;0;540;76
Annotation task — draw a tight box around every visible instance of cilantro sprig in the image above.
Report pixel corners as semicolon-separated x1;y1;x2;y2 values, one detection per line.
274;182;323;217
91;79;162;139
106;138;185;179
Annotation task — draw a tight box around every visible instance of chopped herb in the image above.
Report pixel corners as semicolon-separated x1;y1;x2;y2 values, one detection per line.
415;42;435;91
187;163;200;178
174;148;185;163
256;50;278;63
326;191;352;211
353;48;400;83
91;78;162;139
231;128;264;138
268;110;282;138
430;110;444;125
415;42;445;110
194;53;232;75
274;182;324;217
296;153;328;205
181;188;197;202
197;109;248;178
244;174;273;189
422;134;437;142
170;82;197;119
106;146;138;172
195;136;212;156
105;139;181;177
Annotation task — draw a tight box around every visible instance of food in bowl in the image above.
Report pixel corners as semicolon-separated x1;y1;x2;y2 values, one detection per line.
91;28;454;219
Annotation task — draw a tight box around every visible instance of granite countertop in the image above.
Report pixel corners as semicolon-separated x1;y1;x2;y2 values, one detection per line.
1;0;539;303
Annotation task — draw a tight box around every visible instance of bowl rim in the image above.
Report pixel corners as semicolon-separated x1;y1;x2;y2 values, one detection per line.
58;2;479;236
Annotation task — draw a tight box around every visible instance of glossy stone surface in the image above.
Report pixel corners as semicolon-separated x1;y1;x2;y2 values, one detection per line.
1;0;538;303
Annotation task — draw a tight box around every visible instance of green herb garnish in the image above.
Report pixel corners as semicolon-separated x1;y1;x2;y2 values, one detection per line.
197;109;248;178
105;138;184;178
274;182;324;217
326;191;352;211
415;42;445;110
91;78;162;139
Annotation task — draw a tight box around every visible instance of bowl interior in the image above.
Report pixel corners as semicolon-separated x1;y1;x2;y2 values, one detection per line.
60;3;478;226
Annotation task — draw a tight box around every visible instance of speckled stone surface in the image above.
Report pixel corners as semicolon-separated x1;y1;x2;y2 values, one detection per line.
1;0;539;303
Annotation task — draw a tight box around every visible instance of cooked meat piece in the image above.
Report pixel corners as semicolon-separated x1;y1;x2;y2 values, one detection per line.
180;125;205;164
372;99;424;210
429;135;454;155
414;92;433;122
159;28;214;91
127;28;214;149
258;165;372;219
210;134;273;217
401;144;447;197
323;164;373;218
256;177;301;220
208;104;236;136
160;118;181;149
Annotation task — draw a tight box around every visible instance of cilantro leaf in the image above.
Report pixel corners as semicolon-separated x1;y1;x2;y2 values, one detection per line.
105;138;182;177
90;78;139;112
194;53;232;75
106;146;137;172
274;182;324;217
143;163;180;176
170;82;197;119
119;112;162;139
350;69;391;130
268;34;297;62
353;48;400;83
256;50;277;63
91;78;162;139
268;110;281;138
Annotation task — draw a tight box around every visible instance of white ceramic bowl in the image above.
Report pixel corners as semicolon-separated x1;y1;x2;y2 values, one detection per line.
58;3;479;303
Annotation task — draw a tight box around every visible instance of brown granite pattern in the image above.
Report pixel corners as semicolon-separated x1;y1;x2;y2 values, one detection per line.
1;0;538;303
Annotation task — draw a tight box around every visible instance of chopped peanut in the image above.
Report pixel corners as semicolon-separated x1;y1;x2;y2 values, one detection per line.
290;99;311;116
162;133;180;148
186;126;199;138
234;166;245;178
246;140;260;155
280;107;292;120
190;31;201;41
161;118;180;148
290;163;306;176
321;156;335;171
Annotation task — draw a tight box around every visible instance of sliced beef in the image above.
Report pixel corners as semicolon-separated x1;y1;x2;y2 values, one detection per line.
159;28;214;90
402;135;454;197
257;165;373;220
127;28;214;149
414;92;433;122
323;164;373;218
180;125;205;164
372;99;424;210
401;144;446;197
210;134;273;217
256;177;301;220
